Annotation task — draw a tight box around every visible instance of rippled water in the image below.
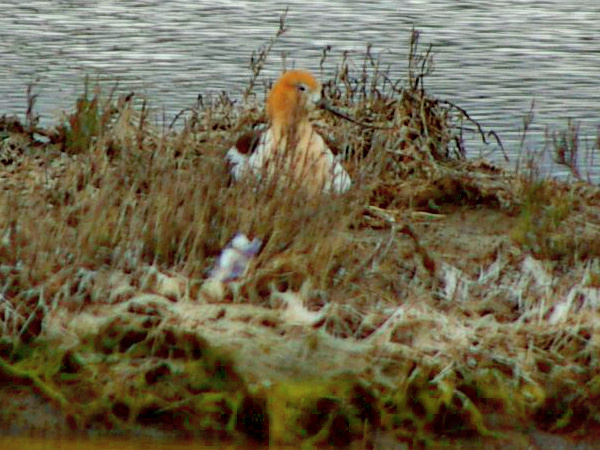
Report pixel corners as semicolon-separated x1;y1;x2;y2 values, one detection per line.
1;0;599;176
0;436;253;450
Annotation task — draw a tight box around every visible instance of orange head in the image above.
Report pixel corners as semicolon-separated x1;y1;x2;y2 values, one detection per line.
266;70;322;132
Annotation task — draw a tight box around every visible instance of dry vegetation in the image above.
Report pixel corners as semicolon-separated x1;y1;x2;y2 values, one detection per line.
1;23;600;449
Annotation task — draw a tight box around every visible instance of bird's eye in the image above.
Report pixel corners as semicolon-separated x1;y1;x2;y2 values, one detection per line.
298;84;307;92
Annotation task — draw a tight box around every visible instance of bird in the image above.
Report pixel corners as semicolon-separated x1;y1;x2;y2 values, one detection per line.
226;69;352;195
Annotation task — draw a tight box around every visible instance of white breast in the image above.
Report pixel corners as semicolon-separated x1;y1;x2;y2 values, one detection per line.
226;128;352;195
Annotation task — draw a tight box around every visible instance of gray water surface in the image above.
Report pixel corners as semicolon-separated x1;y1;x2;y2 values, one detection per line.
1;0;599;177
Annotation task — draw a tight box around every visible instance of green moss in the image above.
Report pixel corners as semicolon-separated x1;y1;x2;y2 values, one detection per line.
7;334;600;446
0;353;68;409
268;376;379;447
511;180;579;262
378;367;497;447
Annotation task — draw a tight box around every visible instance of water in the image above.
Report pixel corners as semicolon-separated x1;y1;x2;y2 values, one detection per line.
0;436;252;450
1;0;599;178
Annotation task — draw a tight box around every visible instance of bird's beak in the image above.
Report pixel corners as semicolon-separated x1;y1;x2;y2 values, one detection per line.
316;97;332;111
317;98;357;123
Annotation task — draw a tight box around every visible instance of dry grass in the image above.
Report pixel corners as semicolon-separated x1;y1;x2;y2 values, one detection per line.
0;27;472;317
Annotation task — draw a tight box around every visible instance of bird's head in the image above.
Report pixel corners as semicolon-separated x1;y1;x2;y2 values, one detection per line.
267;70;323;132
